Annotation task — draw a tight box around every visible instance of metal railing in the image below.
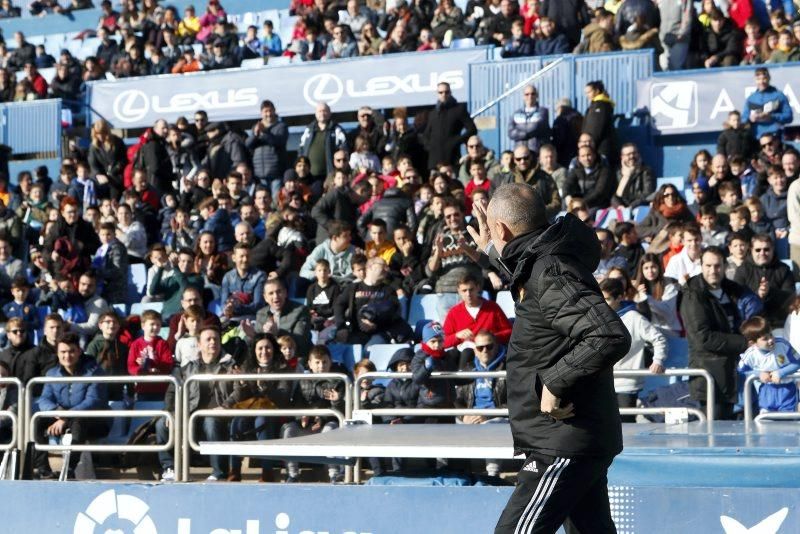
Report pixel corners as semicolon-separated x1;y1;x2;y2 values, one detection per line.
181;373;352;482
470;58;565;118
24;376;180;477
743;372;800;422
613;369;716;421
619;407;706;422
0;378;22;453
754;412;800;423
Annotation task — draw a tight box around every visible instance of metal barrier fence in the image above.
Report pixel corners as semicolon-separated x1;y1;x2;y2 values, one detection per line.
24;375;180;476
0;99;62;156
612;369;716;421
469;50;653;155
181;373;352;482
0;378;22;453
753;412;800;422
743;372;800;422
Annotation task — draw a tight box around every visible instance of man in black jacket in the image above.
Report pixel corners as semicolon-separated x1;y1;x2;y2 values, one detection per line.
470;183;629;534
140;119;174;195
565;145;614;210
357;187;416;236
680;247;749;420
733;234;794;328
422;82;477;170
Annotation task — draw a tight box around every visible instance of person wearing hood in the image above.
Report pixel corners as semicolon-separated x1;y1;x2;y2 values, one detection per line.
454;330;508;477
581;81;616;165
36;332;109;480
156;325;237;482
383;347;420;426
600;278;666;422
139;119;175;196
198;196;235;253
422;81;477;170
466;183;630;534
411;321;459;413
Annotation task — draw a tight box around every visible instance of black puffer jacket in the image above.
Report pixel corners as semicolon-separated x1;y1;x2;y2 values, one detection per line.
357;188;416;236
383;348;420;423
139;133;174;195
246;119;288;181
679;275;749;405
564;160;614;209
614;0;660;36
497;213;630;458
311;186;360;243
582;97;616;162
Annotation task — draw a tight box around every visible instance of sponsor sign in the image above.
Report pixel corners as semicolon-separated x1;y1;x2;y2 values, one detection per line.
88;47;490;128
637;64;800;135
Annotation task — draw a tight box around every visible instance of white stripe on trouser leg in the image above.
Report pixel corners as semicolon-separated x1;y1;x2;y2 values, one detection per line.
513;458;566;534
522;458;571;534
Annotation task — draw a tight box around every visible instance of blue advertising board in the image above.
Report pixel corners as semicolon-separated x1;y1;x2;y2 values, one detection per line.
2;481;799;533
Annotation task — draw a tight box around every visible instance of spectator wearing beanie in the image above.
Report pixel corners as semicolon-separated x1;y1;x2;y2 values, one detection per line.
411;321;457;413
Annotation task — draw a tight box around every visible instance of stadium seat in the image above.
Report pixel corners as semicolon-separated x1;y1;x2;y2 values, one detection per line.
450;38;475;49
111;303;128;317
366;343;411;371
128;264;148;304
129;302;164;316
208;299;223;316
407;293;459;326
496;291;515;319
633;205;650;223
266;55;291;67
328;344;362;372
240;58;265;69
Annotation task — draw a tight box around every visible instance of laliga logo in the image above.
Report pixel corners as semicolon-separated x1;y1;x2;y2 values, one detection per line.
113;88;260;124
74;489;158;534
303;71;463;107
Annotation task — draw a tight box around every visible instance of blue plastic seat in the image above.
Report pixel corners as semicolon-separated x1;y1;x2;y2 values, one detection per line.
367;343;411;372
127;264;147;305
327;344;362;372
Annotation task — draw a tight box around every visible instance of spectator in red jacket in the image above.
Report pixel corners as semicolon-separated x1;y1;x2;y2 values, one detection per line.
127;309;174;399
442;273;513;350
23;61;48;98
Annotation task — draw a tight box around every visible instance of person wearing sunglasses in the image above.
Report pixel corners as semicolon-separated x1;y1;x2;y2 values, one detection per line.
454;330;508;478
422;81;477;171
733;233;794;328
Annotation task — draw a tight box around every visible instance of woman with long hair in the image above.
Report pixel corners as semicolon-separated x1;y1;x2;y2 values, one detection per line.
632;253;682;334
193;231;228;286
88;119;128;200
224;333;293;482
687;149;712;184
637;184;695;239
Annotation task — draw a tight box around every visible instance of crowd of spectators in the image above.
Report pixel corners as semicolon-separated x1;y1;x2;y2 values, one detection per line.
0;0;798;483
0;0;797;104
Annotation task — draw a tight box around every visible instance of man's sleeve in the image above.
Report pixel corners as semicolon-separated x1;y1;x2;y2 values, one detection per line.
536;263;631;397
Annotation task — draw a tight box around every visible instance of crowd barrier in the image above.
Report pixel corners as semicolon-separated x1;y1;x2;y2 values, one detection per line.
11;366;795;483
180;372;351;482
743;372;800;422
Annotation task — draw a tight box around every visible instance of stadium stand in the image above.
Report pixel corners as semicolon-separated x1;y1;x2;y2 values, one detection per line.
0;1;795;507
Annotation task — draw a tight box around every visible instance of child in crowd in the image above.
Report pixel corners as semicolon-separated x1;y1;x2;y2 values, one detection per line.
3;277;38;332
728;205;755;241
277;335;301;370
365;219;396;263
174;304;203;367
601;278;667;422
354;358;386;475
744;197;775;236
739;316;800;413
411;321;456;415
760;164;788;235
144;244;171;303
715;180;740;223
85;311;130;400
350;253;367;282
726;232;751;280
698;204;729;248
280;345;347;483
414;183;434;215
306;259;340;334
127;310;174;400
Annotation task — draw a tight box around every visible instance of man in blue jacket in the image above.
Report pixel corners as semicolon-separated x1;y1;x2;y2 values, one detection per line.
35;332;108;479
743;68;793;141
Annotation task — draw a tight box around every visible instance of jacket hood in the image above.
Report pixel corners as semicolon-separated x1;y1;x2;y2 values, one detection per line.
473;345;506;371
501;213;602;288
617;301;637;317
388;347;414;370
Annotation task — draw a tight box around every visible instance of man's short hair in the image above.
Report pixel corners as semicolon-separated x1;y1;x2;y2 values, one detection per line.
264;277;286;291
308;345;331;361
369;218;387;230
177;247;195;258
702;246;726;263
613;221;634;241
751;233;773;246
599;278;624;299
56;332;81;348
6;317;26;330
233;242;250;253
458;273;481;287
682;225;702;239
351;253;367;267
327;220;351;237
488;183;548;233
198;197;219;212
44;313;64;325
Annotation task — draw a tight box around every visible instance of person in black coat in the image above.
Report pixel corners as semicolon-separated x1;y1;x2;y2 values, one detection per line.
88;120;127;201
539;0;591;49
614;0;660;36
733;234;794;328
478;184;629;533
680;247;750;421
48;63;81;102
716;110;754;159
613;142;656;209
421;82;477;170
701;11;743;68
565;145;615;210
552;99;583;168
310;176;360;243
582;81;616;165
43;198;101;262
139;120;175;195
357;187;416;236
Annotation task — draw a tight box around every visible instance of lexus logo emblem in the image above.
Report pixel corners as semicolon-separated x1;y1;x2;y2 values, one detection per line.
113;89;150;124
303;73;344;107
